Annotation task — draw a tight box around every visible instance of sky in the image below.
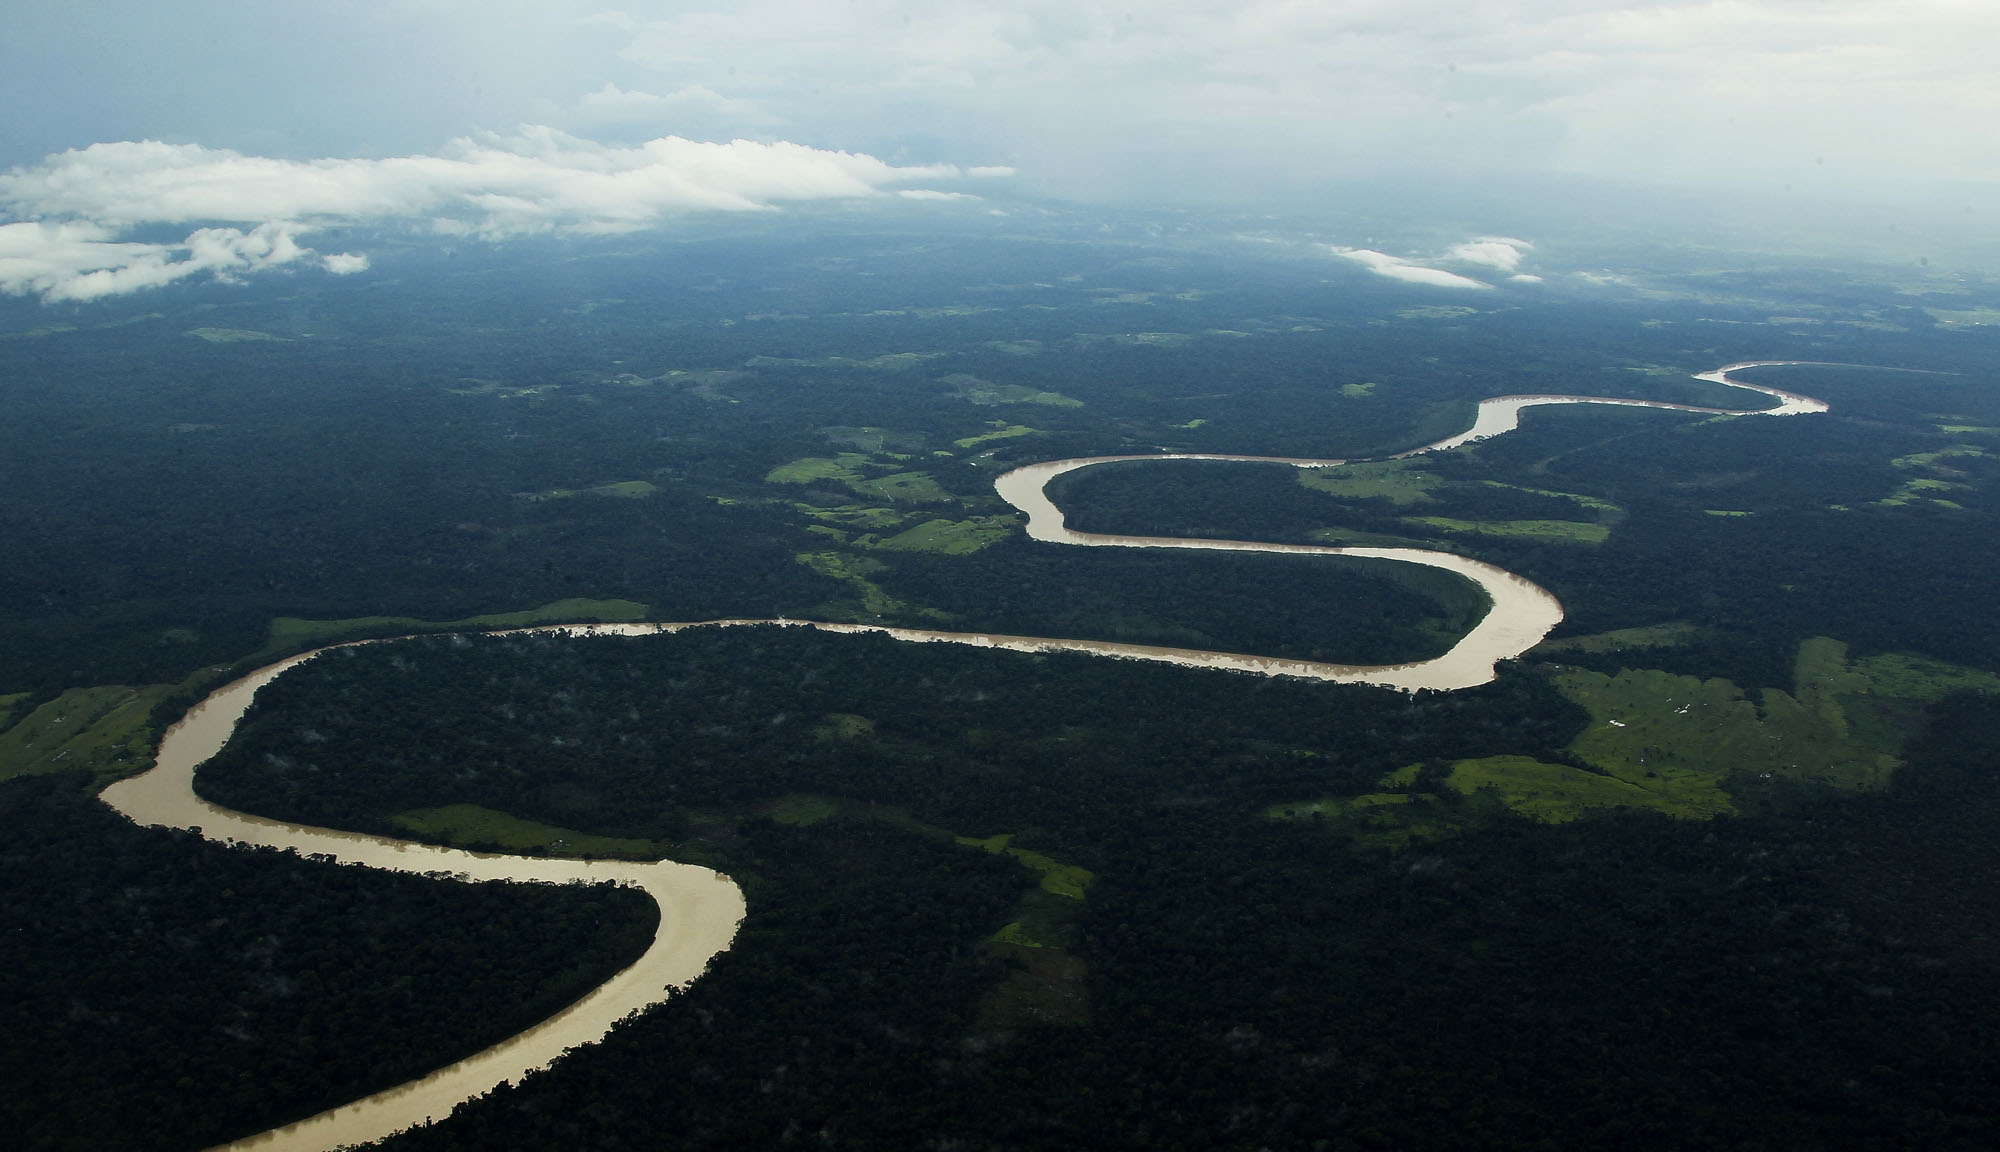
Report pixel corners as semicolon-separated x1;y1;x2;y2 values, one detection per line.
3;0;1996;301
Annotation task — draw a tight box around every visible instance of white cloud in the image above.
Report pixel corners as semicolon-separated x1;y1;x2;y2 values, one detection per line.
897;189;980;201
1447;237;1531;272
0;219;310;302
322;252;370;275
0;128;1002;300
1333;247;1491;290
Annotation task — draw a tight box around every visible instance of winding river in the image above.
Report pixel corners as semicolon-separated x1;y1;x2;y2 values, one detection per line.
101;361;1827;1150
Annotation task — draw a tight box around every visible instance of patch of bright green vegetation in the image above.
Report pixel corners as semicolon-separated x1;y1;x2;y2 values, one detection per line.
1296;459;1442;505
1395;305;1478;320
851;471;951;503
1538;622;1701;655
187;327;288;343
1555;650;1904;793
871;516;1017;555
0;684;179;785
1936;424;2000;435
517;479;659;502
1444;755;1722;823
1172;418;1208;429
1846;648;2000;700
1341;382;1377;398
1480;481;1621;513
796;552;944;621
940;373;1083;408
795;503;909;529
262;597;649;656
1404;517;1609;544
766;453;951;503
1704;509;1753;517
955;832;1095;900
952;423;1038;449
392;804;666;858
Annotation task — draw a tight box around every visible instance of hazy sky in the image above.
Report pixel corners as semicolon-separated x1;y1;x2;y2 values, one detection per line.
3;0;1994;300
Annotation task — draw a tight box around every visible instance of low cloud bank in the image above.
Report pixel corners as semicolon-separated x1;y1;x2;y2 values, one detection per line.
0;128;998;301
1334;248;1492;290
1332;236;1540;290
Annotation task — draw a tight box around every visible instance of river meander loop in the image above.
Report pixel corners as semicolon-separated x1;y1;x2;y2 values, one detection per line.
99;361;1829;1151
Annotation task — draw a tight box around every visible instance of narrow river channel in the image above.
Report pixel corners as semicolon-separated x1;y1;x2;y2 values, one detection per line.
100;361;1828;1150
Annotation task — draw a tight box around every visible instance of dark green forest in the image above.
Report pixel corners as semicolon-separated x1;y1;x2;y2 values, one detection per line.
4;215;2000;1149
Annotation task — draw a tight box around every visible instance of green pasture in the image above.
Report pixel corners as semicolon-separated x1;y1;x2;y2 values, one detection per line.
796;503;910;530
766;453;951;503
392;804;668;858
871;516;1018;555
1296;459;1442;505
1404;517;1609;544
952;423;1039;449
0;683;178;785
796;551;944;621
940;373;1082;407
1445;755;1725;824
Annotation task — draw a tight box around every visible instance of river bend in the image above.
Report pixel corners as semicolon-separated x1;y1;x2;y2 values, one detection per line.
101;360;1827;1150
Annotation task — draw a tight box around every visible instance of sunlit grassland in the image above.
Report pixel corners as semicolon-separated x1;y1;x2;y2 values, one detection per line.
392;803;670;859
952;423;1039;449
939;372;1083;408
1274;635;1998;841
1445;754;1727;823
1296;459;1442;505
0;683;179;785
765;453;952;503
870;516;1018;555
795;551;947;621
1403;516;1609;544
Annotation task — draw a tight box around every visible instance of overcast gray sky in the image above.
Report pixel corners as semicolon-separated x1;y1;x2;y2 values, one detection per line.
4;0;1994;300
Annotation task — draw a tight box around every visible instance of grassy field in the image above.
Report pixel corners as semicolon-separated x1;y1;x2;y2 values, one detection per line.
1404;517;1610;544
0;682;180;785
1296;459;1442;505
392;803;669;858
1445;754;1730;823
766;453;952;503
952;423;1039;449
871;516;1018;555
939;373;1083;407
